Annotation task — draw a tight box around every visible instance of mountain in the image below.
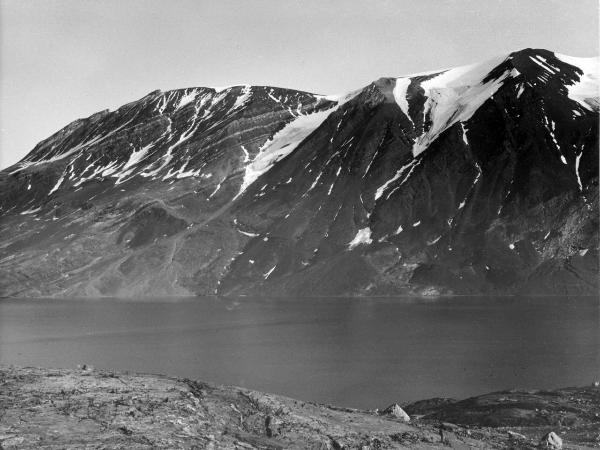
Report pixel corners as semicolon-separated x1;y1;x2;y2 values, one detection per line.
1;48;598;297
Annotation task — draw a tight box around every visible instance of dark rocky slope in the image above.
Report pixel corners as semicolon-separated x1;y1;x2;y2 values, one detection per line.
0;48;597;297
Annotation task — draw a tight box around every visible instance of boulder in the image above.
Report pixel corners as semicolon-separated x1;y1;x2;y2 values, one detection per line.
539;431;562;449
381;403;410;422
508;430;527;440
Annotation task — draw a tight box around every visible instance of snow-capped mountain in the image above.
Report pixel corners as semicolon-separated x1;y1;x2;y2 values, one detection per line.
1;48;598;297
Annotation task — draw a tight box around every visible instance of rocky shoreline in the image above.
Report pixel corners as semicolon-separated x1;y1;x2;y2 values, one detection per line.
1;366;599;449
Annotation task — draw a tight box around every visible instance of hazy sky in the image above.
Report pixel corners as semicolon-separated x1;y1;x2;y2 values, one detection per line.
1;0;598;168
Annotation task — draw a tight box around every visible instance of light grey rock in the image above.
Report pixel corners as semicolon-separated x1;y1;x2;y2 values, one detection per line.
381;403;410;422
508;430;527;440
539;431;562;449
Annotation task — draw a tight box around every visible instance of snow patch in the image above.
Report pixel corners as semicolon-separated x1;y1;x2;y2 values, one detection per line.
264;265;276;279
348;227;372;249
554;54;599;111
407;54;514;157
175;89;198;110
21;115;137;173
461;123;469;144
48;173;66;195
113;142;156;183
212;85;234;93
232;85;252;110
575;152;583;191
240;145;250;163
375;160;417;201
393;78;414;125
123;143;153;171
20;206;42;215
306;171;323;194
208;179;223;199
427;236;441;245
236;104;340;197
142;103;202;177
529;55;557;74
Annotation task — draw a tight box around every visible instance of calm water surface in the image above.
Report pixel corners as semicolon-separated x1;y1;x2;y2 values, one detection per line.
0;296;598;409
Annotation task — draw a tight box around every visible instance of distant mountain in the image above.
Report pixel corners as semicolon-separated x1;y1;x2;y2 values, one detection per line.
1;48;598;297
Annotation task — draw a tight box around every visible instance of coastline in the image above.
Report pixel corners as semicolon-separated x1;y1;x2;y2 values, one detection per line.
1;366;598;449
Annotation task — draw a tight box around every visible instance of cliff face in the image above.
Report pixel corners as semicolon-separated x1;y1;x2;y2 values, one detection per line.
1;48;598;297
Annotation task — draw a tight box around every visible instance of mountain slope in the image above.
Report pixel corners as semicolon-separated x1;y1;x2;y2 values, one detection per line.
1;48;598;297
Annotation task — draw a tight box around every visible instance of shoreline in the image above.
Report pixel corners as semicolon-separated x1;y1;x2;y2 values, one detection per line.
1;365;598;449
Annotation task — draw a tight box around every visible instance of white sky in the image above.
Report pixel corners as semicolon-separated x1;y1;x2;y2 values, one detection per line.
1;0;598;169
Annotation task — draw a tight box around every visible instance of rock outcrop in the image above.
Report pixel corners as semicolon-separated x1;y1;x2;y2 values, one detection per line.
1;366;599;449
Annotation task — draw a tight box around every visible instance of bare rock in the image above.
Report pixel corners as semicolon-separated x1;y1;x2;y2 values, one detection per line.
381;403;410;422
2;366;599;449
539;431;562;449
508;430;527;440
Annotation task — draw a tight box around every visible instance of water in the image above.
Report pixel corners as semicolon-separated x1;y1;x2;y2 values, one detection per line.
0;296;598;409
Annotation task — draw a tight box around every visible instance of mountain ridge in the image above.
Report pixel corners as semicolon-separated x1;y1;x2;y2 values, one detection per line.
1;48;598;297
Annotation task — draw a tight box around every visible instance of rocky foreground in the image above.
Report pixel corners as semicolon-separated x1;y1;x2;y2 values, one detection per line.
1;367;599;449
